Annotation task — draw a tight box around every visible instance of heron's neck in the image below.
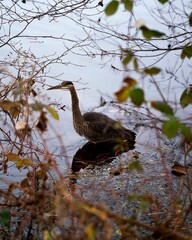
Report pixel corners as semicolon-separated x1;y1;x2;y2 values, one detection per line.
69;87;83;125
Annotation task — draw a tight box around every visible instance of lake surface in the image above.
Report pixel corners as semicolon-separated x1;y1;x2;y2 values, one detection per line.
0;0;191;177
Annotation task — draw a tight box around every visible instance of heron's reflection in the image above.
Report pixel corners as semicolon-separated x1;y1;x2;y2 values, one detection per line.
71;140;135;172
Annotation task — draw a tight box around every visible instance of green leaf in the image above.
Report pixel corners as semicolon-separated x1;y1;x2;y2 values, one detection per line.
144;67;161;75
181;44;192;59
158;0;168;4
189;12;192;27
128;193;138;201
133;57;139;71
151;101;173;115
105;0;119;16
122;0;133;12
130;88;145;106
179;123;192;141
163;118;180;138
31;102;44;111
140;26;165;39
180;87;192;108
0;210;10;226
45;106;59;120
129;160;143;173
122;54;133;65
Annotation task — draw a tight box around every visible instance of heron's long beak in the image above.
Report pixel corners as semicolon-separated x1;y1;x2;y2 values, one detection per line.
47;84;62;90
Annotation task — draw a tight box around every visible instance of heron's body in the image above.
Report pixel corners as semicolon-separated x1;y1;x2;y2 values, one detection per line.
48;81;136;144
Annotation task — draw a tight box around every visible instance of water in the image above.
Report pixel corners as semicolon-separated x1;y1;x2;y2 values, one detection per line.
0;0;191;178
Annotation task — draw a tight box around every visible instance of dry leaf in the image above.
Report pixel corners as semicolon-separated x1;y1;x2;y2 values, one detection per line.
20;178;29;189
36;111;48;132
171;164;187;177
7;153;21;162
36;169;48;180
123;77;137;87
15;119;27;130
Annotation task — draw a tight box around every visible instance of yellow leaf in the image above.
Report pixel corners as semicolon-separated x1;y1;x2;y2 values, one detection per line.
23;158;32;166
43;230;54;240
45;105;59;120
16;159;24;169
115;86;130;102
86;224;95;240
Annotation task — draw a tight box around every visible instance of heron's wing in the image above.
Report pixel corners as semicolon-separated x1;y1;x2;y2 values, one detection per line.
83;112;117;141
83;112;135;142
83;112;113;122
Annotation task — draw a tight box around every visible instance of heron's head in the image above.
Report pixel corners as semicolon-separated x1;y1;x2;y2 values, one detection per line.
48;81;74;90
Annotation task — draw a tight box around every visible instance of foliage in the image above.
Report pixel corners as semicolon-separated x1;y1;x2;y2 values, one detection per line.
104;1;192;238
180;85;192;108
181;44;192;59
0;0;192;239
140;26;165;40
0;54;63;238
106;0;192;144
0;210;10;226
105;0;133;16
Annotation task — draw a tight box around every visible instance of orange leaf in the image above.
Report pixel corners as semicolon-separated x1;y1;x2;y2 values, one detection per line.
7;153;21;162
20;178;29;188
123;77;137;88
36;170;48;180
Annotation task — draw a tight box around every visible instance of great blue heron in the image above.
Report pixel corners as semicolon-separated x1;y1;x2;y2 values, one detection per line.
48;81;136;144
